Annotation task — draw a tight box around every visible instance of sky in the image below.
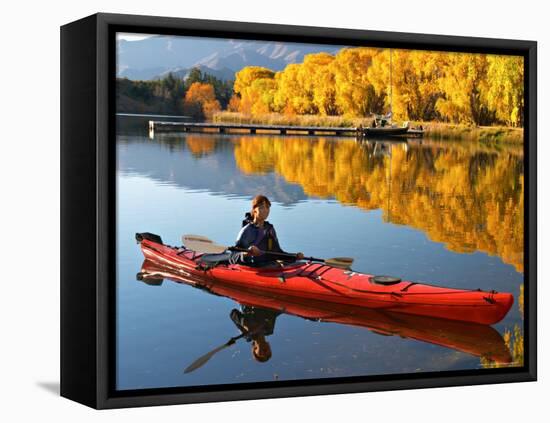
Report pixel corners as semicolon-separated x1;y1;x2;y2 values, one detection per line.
117;33;155;41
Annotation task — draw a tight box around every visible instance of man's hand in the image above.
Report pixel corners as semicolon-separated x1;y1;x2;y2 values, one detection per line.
247;245;262;257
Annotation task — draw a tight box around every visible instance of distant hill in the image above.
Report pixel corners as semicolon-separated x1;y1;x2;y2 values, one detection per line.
117;35;346;81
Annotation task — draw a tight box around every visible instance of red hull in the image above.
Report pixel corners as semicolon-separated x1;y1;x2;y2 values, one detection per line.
137;236;513;325
138;260;513;364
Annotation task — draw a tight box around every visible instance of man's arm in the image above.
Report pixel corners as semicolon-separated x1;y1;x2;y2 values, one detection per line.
235;225;253;248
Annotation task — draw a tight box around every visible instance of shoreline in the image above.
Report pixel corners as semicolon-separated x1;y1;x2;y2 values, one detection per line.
212;112;524;143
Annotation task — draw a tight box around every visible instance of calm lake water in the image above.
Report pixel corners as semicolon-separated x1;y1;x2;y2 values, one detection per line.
116;115;524;391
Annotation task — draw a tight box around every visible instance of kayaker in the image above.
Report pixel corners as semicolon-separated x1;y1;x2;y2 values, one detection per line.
230;306;280;362
235;195;304;266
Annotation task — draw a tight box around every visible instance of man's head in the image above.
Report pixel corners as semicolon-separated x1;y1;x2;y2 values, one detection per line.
251;195;271;222
252;336;272;362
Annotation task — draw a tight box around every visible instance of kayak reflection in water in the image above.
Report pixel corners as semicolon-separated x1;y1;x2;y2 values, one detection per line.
235;195;304;267
230;306;281;362
136;261;513;372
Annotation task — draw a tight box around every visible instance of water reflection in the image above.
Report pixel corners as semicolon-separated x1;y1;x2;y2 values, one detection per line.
116;117;524;389
233;136;524;272
119;132;524;272
483;282;524;369
137;260;514;372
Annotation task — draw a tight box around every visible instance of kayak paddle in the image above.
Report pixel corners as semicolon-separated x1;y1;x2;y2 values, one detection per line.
184;333;246;374
181;234;229;254
182;234;354;269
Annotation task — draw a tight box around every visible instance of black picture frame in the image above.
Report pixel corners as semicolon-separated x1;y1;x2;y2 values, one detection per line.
60;12;537;409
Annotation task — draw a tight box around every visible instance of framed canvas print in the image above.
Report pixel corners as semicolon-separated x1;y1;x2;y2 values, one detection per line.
60;12;537;409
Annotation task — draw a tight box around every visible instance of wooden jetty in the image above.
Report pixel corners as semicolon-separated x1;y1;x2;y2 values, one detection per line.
148;121;424;138
149;121;360;136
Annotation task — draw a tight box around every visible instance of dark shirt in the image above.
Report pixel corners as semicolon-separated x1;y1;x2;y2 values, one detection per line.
230;306;280;340
235;221;286;265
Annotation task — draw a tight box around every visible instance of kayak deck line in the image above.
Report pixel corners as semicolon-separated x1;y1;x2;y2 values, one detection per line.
150;242;500;298
308;272;501;303
276;260;496;300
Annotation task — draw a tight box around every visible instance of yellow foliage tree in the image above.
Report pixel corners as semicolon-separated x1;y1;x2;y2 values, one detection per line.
302;53;339;115
273;64;315;115
435;53;493;125
486;55;524;127
233;66;276;115
331;47;383;117
227;95;241;112
227;48;523;126
369;50;445;121
183;82;221;119
250;78;278;115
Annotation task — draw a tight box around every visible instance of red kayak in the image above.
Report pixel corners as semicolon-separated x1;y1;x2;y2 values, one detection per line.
138;259;513;364
136;233;514;325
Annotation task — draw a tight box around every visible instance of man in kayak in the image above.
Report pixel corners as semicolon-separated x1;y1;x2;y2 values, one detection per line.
235;195;304;266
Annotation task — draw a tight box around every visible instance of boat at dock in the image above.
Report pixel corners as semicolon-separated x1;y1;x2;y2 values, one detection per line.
360;116;412;138
363;121;424;138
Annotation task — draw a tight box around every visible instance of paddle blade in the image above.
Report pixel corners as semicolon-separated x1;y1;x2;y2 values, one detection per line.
182;234;228;254
184;344;228;374
324;257;354;269
184;335;243;374
331;257;354;265
182;234;213;243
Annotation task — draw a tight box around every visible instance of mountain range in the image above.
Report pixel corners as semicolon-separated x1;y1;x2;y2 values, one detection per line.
117;35;346;81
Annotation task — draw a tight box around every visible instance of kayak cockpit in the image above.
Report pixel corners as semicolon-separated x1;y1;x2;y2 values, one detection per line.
198;252;233;265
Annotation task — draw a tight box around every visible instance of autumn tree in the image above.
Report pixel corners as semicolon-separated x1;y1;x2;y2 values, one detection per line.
331;48;384;117
273;64;314;115
435;53;494;125
227;95;241;112
303;53;339;115
185;67;233;108
486;55;524;127
369;50;445;121
183;82;221;120
233;66;276;114
224;47;523;127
